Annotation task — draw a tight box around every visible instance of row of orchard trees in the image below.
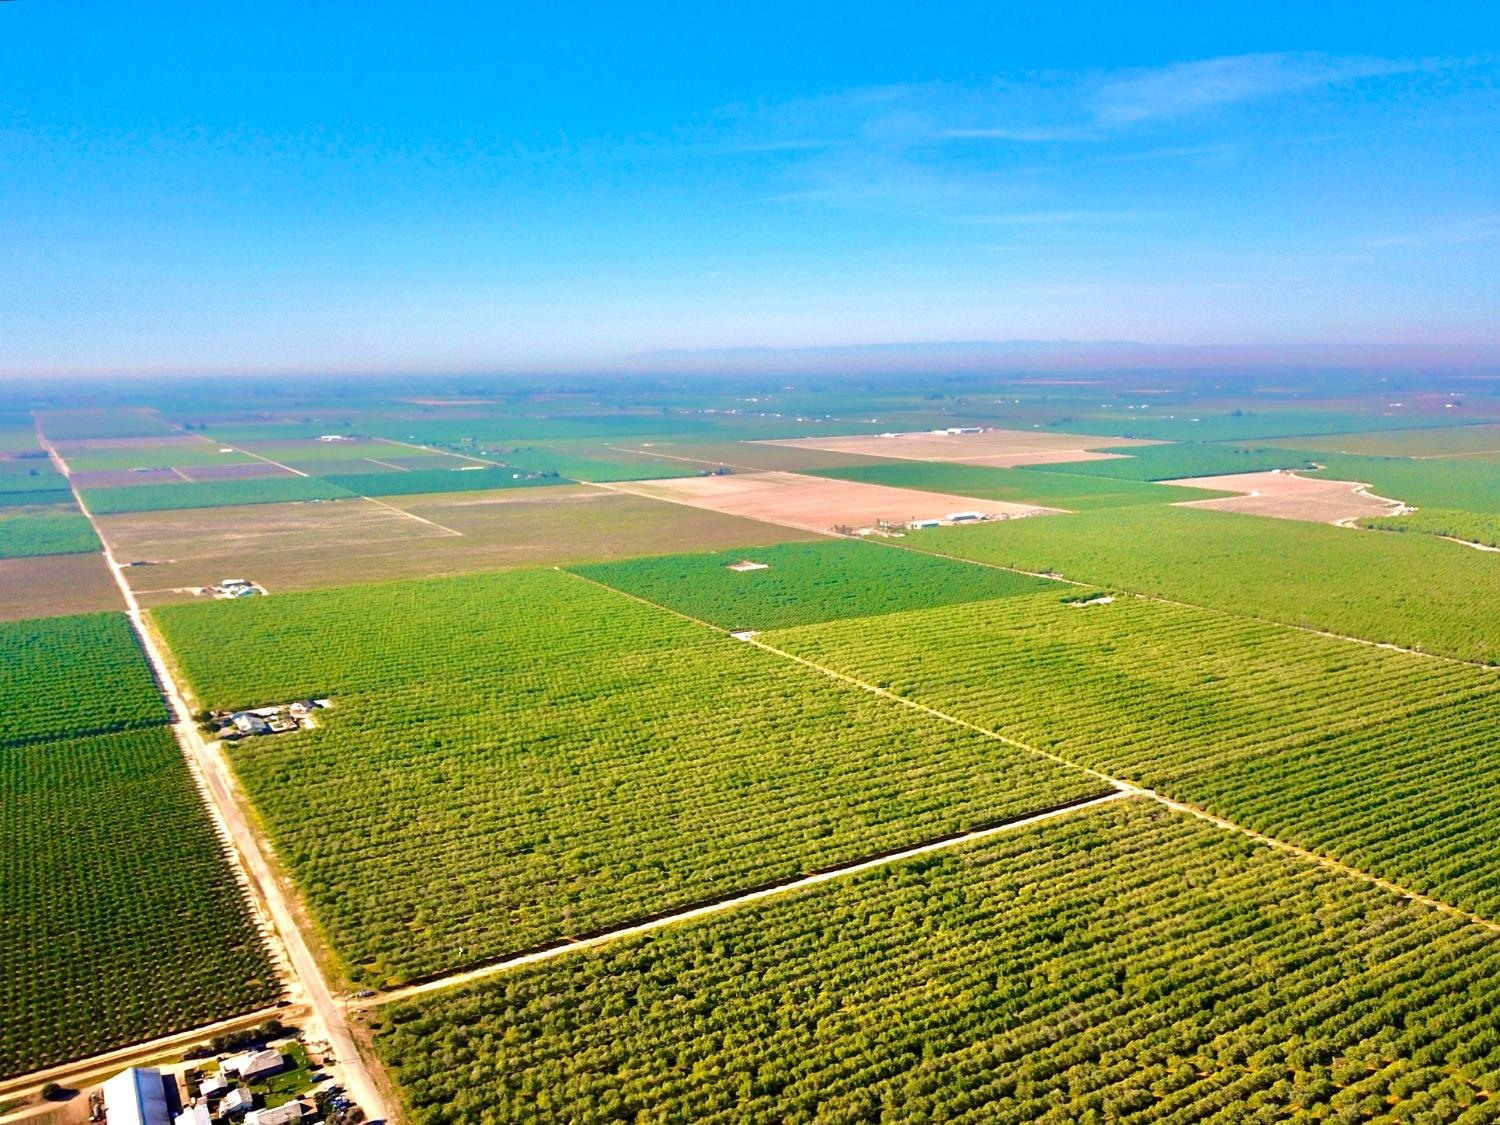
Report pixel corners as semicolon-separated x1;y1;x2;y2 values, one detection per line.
157;569;1100;986
766;593;1500;931
372;801;1500;1124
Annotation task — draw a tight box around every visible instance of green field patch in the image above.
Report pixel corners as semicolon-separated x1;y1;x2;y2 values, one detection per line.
62;446;258;472
82;476;356;514
0;464;72;509
0;728;281;1078
373;800;1500;1124
1035;442;1318;481
802;461;1224;509
904;504;1500;664
573;539;1056;630
0;512;100;559
1049;410;1455;443
0;613;166;747
154;569;1097;985
1309;454;1500;513
764;590;1500;916
0;427;41;454
1358;507;1500;548
36;412;178;440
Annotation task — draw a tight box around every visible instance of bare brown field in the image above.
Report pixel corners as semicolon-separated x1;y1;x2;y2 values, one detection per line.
104;486;815;601
51;434;203;452
178;462;296;481
1165;470;1406;523
0;553;121;620
72;469;183;488
607;471;1058;532
757;428;1155;466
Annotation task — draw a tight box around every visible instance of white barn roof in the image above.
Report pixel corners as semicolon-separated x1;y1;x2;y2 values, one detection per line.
103;1068;171;1125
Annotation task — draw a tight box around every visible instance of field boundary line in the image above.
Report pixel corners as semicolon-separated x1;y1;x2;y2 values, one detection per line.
354;791;1128;1010
0;1004;298;1100
570;567;1500;944
373;436;502;466
32;418;396;1124
863;534;1500;672
358;495;465;536
363;457;410;471
739;630;1500;936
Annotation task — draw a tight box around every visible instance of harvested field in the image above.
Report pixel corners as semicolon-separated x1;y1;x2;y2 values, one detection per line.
177;461;296;482
608;471;1057;533
105;486;818;602
51;434;205;453
758;428;1153;466
71;468;184;488
0;553;122;621
1164;470;1405;523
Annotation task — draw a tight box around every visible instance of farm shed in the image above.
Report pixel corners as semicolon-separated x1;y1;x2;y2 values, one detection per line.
102;1068;173;1125
221;1088;253;1116
245;1103;305;1125
197;1074;227;1100
220;1047;284;1081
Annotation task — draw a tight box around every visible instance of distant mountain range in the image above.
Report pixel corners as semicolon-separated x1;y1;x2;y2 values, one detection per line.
625;340;1498;374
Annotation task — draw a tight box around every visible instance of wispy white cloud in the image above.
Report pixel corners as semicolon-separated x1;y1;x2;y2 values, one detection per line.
960;209;1151;226
1362;213;1500;249
1090;53;1408;126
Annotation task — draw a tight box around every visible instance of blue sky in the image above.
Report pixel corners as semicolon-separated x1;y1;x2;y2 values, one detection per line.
3;2;1498;374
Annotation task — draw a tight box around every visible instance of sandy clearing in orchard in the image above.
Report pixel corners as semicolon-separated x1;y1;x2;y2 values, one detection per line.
756;428;1156;466
1164;470;1407;524
605;471;1060;533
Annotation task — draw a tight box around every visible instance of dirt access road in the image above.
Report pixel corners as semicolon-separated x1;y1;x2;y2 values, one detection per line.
35;425;395;1124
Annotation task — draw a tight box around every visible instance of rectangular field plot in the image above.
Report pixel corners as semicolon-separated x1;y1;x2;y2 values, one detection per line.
0;613;165;747
0;553;124;621
757;427;1152;467
153;570;1101;986
1;728;282;1079
1260;423;1500;458
0;512;100;558
1034;442;1318;481
1311;454;1500;514
906;505;1500;664
83;476;356;514
1359;508;1500;549
764;592;1500;918
805;461;1225;511
108;488;818;600
573;539;1056;630
611;471;1057;534
372;800;1500;1124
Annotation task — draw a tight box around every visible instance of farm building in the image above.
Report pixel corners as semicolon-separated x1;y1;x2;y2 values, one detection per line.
910;518;942;530
945;511;985;523
220;1088;253;1117
196;1073;228;1100
221;1048;284;1082
245;1103;304;1125
231;713;271;736
102;1068;174;1125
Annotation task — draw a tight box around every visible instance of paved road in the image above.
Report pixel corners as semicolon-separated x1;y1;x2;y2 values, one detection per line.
35;428;395;1123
